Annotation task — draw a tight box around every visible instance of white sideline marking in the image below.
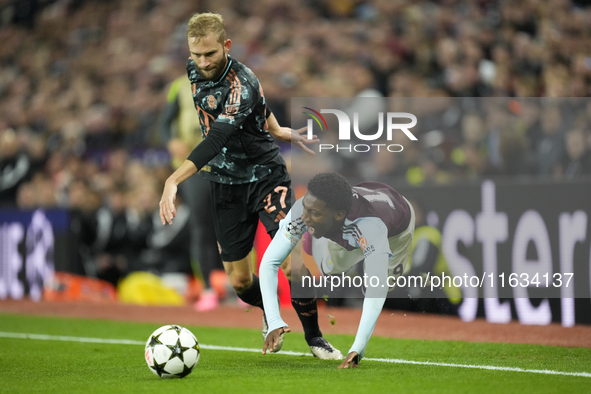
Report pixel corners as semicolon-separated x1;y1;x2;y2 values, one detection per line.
0;331;589;378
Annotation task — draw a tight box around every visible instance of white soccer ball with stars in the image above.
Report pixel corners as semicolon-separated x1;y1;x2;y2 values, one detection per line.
145;325;200;378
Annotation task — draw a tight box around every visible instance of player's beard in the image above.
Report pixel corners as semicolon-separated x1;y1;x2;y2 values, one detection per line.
198;51;228;81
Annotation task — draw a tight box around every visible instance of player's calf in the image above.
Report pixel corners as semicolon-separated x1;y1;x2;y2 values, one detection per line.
234;273;264;309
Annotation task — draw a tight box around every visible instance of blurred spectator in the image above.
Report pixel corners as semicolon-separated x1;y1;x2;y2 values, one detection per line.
93;185;140;286
0;128;30;206
2;0;591;190
559;128;591;178
536;105;566;177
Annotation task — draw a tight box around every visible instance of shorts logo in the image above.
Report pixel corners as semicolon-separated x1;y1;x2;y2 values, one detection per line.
207;95;218;109
217;242;222;254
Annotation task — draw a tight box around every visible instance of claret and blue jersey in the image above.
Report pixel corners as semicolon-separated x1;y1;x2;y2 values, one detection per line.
280;182;412;274
260;181;416;360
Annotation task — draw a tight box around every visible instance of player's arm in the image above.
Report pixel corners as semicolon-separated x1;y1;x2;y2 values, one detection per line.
339;260;388;368
259;205;304;354
266;112;319;155
339;220;390;369
161;58;243;225
159;122;236;225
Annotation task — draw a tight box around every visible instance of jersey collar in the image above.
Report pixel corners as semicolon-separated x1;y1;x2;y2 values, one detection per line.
213;55;233;84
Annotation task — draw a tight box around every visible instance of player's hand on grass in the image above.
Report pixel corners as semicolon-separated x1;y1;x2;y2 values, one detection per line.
338;351;359;369
262;327;290;355
159;179;178;225
290;126;319;155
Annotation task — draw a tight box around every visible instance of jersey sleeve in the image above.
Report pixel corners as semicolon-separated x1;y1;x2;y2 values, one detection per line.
277;198;306;246
348;297;387;359
354;217;392;262
347;217;390;359
259;199;306;335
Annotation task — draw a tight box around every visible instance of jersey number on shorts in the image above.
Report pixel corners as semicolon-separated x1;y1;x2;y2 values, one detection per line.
264;186;288;222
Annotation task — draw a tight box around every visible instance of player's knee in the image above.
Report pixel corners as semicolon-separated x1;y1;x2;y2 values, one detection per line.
229;273;253;293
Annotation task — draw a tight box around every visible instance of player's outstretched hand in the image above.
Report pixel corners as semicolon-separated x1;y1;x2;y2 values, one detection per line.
338;351;359;369
290;126;319;155
159;179;178;225
262;327;291;355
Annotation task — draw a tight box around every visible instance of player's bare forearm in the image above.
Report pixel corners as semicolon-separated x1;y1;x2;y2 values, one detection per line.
266;113;320;154
167;160;198;185
266;113;291;142
159;160;197;225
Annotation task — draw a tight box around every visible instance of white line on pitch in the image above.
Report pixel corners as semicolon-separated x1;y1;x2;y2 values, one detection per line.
0;331;589;378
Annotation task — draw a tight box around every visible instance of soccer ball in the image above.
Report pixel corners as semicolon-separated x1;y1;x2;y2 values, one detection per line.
145;325;200;378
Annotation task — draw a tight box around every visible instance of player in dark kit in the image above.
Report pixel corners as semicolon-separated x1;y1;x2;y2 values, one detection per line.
259;173;416;368
158;12;342;359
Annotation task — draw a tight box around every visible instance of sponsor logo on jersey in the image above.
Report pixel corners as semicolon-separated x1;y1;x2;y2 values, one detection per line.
359;236;376;258
359;237;367;250
363;244;376;258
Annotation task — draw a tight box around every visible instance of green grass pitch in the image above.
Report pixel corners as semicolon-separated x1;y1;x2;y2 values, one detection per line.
0;313;590;393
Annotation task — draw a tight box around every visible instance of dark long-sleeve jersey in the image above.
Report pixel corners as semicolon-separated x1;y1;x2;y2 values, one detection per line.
186;55;285;184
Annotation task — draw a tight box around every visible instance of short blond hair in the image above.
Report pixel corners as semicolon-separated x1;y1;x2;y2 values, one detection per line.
187;12;226;44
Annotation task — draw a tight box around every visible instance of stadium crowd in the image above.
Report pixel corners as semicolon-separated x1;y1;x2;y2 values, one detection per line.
1;0;591;289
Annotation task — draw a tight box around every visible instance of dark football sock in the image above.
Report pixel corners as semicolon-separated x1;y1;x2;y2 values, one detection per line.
236;273;264;309
290;281;322;344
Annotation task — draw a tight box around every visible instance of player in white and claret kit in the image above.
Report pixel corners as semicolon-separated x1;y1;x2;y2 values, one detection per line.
260;172;416;368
